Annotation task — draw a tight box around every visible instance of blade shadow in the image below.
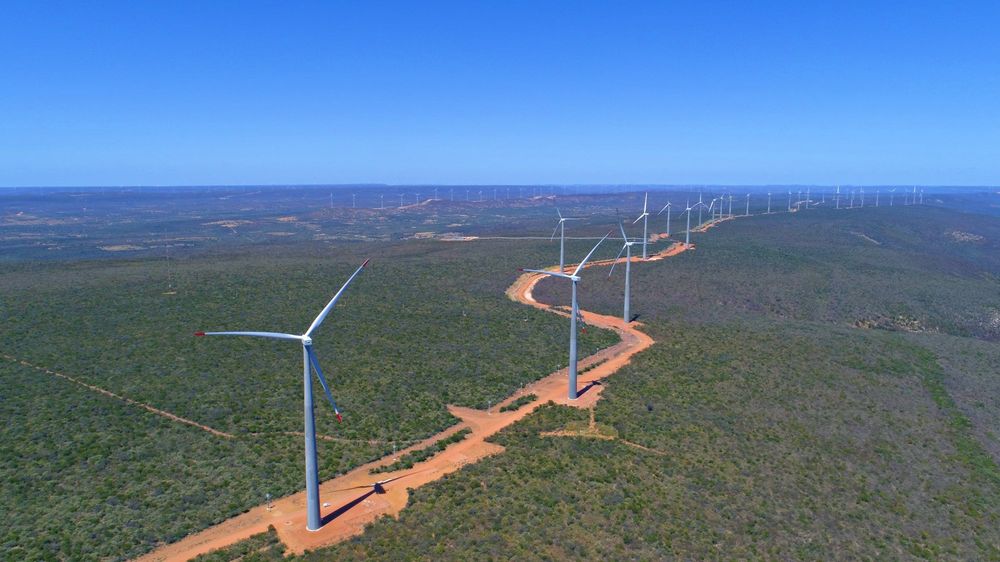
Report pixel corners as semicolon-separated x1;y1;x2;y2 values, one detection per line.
576;380;602;398
321;489;377;525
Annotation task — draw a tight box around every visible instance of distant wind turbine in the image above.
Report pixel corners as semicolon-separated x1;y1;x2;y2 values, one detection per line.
519;232;611;400
656;201;673;237
196;259;370;532
609;222;636;324
551;208;581;273
683;198;708;246
633;192;650;259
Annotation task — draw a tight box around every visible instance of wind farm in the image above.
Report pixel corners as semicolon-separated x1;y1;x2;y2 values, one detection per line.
4;2;1000;560
5;185;1000;561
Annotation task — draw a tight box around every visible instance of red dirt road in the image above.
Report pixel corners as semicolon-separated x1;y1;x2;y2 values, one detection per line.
136;236;706;561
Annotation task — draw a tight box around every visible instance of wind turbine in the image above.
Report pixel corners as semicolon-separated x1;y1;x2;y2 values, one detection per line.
745;193;750;216
682;198;708;246
656;201;673;237
890;188;896;206
519;232;611;400
195;259;370;532
609;222;636;324
835;185;841;209
551;208;581;273
787;191;792;212
767;192;772;214
633;192;650;259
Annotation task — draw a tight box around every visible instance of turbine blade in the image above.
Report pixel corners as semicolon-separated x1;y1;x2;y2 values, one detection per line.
518;268;575;280
608;244;627;277
305;259;370;337
550;222;560;240
657;202;670;215
618;221;628;240
556;208;563;220
643;192;648;213
307;348;342;422
195;331;302;341
573;231;612;276
632;214;643;224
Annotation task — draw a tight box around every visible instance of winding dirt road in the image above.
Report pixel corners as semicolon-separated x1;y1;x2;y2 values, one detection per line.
136;230;715;561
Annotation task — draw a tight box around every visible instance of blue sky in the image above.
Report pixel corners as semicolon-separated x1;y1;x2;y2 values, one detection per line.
1;1;998;187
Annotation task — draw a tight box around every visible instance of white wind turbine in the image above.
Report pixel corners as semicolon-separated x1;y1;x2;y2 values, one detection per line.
656;201;673;237
682;198;708;246
520;232;611;400
609;221;636;324
195;259;370;532
633;192;650;259
551;208;581;273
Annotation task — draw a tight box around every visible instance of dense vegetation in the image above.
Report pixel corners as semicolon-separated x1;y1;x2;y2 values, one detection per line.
0;236;616;560
5;192;999;560
190;527;285;562
371;429;472;475
499;394;537;412
299;320;1000;559
537;205;1000;340
264;205;1000;560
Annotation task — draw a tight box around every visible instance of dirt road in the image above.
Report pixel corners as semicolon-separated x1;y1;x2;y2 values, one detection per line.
137;236;700;561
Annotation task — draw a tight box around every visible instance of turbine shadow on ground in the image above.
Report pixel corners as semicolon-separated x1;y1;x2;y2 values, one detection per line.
321;490;377;526
575;380;602;398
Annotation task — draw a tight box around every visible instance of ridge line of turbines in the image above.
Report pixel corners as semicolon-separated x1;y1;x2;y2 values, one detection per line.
329;185;927;211
192;187;921;532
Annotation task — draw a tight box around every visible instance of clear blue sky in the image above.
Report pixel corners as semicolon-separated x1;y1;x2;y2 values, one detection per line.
2;1;998;187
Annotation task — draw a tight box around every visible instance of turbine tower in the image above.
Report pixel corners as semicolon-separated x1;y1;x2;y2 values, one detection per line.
682;198;708;246
656;201;672;237
196;259;370;532
633;193;650;259
745;193;750;216
551;208;580;273
767;192;772;214
520;233;611;400
609;222;635;324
